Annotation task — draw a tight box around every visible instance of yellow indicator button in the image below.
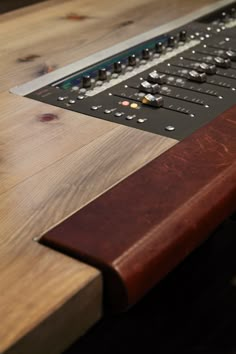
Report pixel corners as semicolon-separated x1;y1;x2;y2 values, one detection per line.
130;103;139;109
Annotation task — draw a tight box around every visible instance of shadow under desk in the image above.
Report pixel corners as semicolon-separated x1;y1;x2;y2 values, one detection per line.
65;214;236;354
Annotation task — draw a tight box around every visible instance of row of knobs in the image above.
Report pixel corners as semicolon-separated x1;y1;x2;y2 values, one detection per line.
82;30;187;88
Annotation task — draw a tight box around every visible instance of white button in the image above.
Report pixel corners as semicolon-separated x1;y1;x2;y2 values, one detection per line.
137;118;147;123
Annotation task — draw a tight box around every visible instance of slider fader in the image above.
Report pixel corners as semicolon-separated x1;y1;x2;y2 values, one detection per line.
12;1;236;141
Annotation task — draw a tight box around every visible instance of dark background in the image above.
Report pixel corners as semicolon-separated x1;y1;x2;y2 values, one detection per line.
64;216;236;354
0;0;46;14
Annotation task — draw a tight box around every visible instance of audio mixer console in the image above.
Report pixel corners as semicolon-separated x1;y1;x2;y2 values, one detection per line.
11;1;236;140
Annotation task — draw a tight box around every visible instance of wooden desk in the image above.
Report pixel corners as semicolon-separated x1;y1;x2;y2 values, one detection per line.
0;0;233;353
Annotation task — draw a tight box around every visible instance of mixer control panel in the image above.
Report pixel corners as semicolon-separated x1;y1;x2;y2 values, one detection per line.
15;1;236;140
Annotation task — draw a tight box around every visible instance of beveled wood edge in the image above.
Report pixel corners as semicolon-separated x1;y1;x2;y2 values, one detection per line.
42;105;236;312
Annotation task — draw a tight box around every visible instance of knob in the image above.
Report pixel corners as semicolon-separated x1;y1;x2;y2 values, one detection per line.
82;75;91;88
148;71;166;84
230;8;236;18
221;12;229;23
142;94;164;107
155;41;164;54
179;30;187;42
139;81;160;94
142;48;150;60
128;54;137;66
214;57;231;68
197;63;216;75
98;68;107;80
226;50;236;62
168;35;176;48
114;61;122;73
188;70;207;82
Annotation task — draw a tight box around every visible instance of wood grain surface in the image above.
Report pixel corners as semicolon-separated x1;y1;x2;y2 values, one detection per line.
0;0;219;353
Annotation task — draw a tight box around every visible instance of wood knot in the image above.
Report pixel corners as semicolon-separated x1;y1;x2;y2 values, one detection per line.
38;63;57;76
117;20;134;28
64;13;90;21
38;113;59;122
18;54;41;62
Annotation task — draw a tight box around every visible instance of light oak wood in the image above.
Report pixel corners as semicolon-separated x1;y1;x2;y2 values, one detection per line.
0;0;217;353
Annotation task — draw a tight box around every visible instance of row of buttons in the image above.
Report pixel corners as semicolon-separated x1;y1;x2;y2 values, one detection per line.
57;95;85;102
90;106;147;123
89;105;176;131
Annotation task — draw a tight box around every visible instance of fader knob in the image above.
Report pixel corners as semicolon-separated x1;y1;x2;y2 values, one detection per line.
148;71;166;84
98;68;107;80
198;63;216;75
142;94;164;107
82;75;91;88
214;57;231;68
188;70;207;82
139;81;160;94
226;50;236;61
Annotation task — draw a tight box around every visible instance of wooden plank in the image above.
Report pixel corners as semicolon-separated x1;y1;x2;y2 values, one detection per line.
0;0;220;352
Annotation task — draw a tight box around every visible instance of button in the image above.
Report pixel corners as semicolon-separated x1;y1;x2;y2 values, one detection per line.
68;99;76;104
130;103;139;109
77;95;85;100
142;48;150;60
148;71;166;84
95;80;103;87
114;112;124;117
121;100;130;106
128;54;137;66
57;96;66;101
142;94;164;107
165;125;175;131
91;106;99;110
155;41;164;53
126;115;136;120
137;118;147;123
139;81;160;94
188;70;207;82
111;73;119;79
82;75;91;88
179;30;187;42
72;86;79;91
226;50;236;61
104;109;111;114
214;57;231;68
197;63;216;75
99;68;107;80
114;61;122;73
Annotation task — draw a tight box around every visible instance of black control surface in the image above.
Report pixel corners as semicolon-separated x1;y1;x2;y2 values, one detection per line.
28;2;236;140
